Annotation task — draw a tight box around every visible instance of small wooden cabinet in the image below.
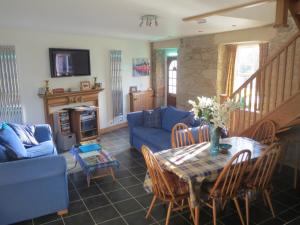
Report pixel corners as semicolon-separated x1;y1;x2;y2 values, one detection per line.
129;90;154;112
71;108;100;142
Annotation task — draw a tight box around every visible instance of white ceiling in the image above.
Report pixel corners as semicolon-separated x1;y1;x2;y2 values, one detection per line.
0;0;276;41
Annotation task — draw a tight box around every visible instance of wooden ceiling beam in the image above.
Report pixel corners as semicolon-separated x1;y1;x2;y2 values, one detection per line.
182;0;275;22
274;0;289;27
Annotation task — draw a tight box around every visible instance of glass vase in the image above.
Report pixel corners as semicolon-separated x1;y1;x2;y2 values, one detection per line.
210;124;221;155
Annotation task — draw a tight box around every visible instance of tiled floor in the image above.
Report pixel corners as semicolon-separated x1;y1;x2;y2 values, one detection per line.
15;128;300;225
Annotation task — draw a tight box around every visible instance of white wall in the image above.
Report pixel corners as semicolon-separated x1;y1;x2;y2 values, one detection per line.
0;29;151;128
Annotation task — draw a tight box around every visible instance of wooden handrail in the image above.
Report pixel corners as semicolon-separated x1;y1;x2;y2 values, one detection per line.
229;31;300;136
231;31;300;97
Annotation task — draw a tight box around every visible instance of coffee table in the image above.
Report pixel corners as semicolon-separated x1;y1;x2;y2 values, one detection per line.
70;147;120;186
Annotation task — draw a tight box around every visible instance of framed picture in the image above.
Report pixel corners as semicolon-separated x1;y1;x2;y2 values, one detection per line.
129;86;138;93
133;58;150;76
80;81;91;90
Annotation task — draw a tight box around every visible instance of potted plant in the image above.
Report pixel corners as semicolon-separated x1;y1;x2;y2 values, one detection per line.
188;96;240;154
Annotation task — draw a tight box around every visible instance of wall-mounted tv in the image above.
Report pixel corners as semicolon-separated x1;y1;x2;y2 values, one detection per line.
49;48;91;77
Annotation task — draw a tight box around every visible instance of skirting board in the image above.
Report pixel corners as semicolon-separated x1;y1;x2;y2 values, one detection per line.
100;122;128;134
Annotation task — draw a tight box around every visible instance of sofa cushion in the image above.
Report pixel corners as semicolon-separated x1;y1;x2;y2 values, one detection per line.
161;107;191;132
132;126;171;150
0;123;27;159
143;108;161;128
180;114;195;127
0;144;9;162
8;123;39;148
26;141;56;158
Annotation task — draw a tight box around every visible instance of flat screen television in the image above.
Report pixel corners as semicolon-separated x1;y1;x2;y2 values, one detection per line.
49;48;91;77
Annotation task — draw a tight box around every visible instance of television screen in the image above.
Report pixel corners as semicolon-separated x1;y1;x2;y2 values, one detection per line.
49;48;91;77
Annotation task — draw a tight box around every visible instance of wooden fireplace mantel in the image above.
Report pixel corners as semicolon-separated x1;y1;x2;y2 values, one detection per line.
39;88;104;129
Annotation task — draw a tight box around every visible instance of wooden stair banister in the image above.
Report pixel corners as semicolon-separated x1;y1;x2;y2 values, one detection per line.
228;32;300;136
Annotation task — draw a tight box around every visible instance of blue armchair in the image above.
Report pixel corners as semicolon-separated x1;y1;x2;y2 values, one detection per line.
0;124;69;225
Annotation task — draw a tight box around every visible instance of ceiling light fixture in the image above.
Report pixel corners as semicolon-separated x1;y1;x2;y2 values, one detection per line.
139;15;158;27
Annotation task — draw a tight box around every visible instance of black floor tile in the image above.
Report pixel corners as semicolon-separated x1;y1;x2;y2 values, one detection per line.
97;217;127;225
126;184;148;197
248;205;272;224
77;185;102;198
273;192;300;208
33;213;60;224
259;217;285;225
42;219;64;225
106;189;132;203
285;216;300;225
135;173;147;182
148;204;169;222
84;194;110;210
221;212;247;225
136;194;154;208
118;176;141;187
64;200;87;216
114;198;142;215
123;209;155;225
96;180;123;193
291;204;300;213
90;205;119;224
63;212;94;225
114;169;132;178
159;214;191;225
255;199;287;215
278;209;299;222
69;190;80;202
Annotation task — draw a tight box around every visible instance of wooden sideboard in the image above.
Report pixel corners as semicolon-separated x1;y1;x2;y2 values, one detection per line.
129;90;154;112
39;89;104;134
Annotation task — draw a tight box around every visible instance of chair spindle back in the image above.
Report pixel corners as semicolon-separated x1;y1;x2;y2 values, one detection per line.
210;150;251;199
198;125;210;143
251;120;276;145
246;143;281;191
171;123;195;148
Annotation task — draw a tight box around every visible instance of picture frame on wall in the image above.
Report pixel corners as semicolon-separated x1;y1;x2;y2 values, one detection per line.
129;86;138;93
132;58;150;77
80;81;91;90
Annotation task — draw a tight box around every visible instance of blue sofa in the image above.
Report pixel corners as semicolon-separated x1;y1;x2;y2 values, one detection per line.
0;124;69;225
127;106;200;152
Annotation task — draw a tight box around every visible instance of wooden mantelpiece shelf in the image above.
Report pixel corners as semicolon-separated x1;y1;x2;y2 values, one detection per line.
39;89;104;141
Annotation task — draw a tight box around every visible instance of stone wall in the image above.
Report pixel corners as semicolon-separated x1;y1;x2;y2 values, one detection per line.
177;35;218;110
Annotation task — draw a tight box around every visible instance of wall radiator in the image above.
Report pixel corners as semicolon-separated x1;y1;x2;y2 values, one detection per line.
110;50;123;122
0;46;23;123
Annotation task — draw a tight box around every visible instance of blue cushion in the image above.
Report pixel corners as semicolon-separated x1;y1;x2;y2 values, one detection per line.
143;108;161;128
0;124;27;159
0;144;9;162
180;114;194;127
8;123;39;148
132;126;171;150
26;141;56;158
161;106;191;131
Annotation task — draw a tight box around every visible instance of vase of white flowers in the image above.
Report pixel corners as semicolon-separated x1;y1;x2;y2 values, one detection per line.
189;96;240;155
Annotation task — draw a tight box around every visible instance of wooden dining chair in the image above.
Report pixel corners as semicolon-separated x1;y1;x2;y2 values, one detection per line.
171;123;195;148
141;145;192;225
250;120;276;145
199;150;252;225
198;124;210;143
244;143;281;225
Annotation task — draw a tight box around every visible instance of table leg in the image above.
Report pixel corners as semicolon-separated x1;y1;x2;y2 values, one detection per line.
294;143;299;189
194;206;199;225
110;168;116;181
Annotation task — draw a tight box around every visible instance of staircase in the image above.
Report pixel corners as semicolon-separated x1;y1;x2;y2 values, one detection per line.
229;31;300;136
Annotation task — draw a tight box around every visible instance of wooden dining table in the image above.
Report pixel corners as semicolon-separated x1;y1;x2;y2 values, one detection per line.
144;136;267;225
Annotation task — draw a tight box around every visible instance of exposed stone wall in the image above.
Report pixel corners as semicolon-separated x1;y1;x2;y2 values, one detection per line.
177;35;218;110
151;46;166;107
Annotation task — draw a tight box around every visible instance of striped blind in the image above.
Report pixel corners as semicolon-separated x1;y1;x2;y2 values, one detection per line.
0;46;23;123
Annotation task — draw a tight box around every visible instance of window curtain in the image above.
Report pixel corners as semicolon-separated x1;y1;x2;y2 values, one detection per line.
110;50;123;121
0;46;23;123
225;45;237;96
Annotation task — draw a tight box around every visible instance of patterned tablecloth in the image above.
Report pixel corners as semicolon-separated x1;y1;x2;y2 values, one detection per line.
144;137;267;207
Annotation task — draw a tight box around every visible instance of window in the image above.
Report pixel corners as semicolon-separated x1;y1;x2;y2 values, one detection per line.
233;44;260;92
168;59;177;95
